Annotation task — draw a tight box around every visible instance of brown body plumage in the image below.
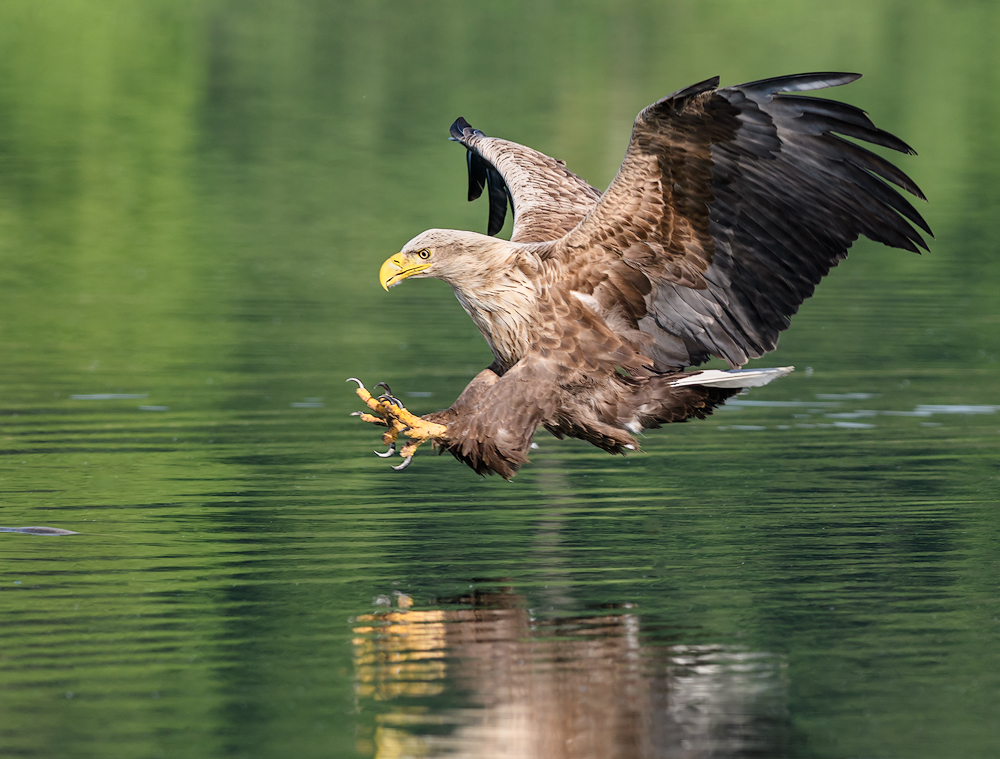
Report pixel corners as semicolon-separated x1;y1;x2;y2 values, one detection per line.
354;73;929;478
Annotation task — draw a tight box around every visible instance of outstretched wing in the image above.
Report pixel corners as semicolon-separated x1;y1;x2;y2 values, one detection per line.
552;73;931;369
450;117;602;242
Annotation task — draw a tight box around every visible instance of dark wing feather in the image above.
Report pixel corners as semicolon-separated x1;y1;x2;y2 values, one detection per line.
463;148;512;236
552;73;930;369
450;117;602;242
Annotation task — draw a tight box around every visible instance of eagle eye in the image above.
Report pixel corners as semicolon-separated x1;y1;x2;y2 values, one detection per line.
417;248;431;260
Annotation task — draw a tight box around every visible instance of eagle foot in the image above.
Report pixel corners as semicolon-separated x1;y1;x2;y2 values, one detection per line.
347;378;447;470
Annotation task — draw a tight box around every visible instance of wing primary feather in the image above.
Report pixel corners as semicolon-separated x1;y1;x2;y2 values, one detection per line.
779;94;875;128
734;72;861;96
467;151;487;202
793;111;916;154
485;165;510;236
839;165;932;241
817;134;927;200
772;135;931;237
450;116;478;141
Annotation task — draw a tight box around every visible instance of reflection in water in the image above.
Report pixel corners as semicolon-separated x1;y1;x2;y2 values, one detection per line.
352;590;789;759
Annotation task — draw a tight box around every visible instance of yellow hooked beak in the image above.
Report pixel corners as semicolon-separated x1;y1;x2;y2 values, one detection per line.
379;253;431;291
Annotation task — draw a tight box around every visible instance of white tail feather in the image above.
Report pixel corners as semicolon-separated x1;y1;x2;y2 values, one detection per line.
669;366;794;389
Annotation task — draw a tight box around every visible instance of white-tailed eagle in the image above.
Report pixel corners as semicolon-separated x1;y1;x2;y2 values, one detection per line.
349;73;929;478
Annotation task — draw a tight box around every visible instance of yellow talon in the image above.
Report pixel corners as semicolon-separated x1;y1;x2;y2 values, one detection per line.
400;440;422;458
353;385;384;414
349;378;447;470
381;425;401;447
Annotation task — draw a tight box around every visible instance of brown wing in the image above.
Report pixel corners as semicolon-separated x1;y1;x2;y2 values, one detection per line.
450;118;602;242
551;73;931;369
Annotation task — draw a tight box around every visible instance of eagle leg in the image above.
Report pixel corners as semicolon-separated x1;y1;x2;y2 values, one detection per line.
348;379;448;470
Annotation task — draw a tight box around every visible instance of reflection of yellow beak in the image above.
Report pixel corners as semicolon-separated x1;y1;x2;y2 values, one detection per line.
379;253;431;291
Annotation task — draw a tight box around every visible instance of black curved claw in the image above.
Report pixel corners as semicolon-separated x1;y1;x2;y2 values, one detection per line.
374;442;396;458
374;381;392;396
380;394;403;408
391;456;413;471
346;377;365;390
350;411;363;416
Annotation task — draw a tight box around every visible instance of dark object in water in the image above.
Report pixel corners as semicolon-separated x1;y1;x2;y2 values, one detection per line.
0;526;79;536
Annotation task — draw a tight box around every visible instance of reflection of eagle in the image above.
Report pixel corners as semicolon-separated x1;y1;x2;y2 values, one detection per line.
351;73;929;478
352;589;790;758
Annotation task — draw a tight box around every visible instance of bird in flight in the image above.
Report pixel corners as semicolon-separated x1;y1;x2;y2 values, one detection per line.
350;72;929;478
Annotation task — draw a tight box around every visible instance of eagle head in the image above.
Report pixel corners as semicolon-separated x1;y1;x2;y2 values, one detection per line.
379;229;506;291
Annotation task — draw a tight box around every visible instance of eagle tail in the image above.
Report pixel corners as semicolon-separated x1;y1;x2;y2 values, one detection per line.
669;366;795;389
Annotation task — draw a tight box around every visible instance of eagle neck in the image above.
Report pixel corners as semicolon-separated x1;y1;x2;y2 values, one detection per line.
447;243;538;373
